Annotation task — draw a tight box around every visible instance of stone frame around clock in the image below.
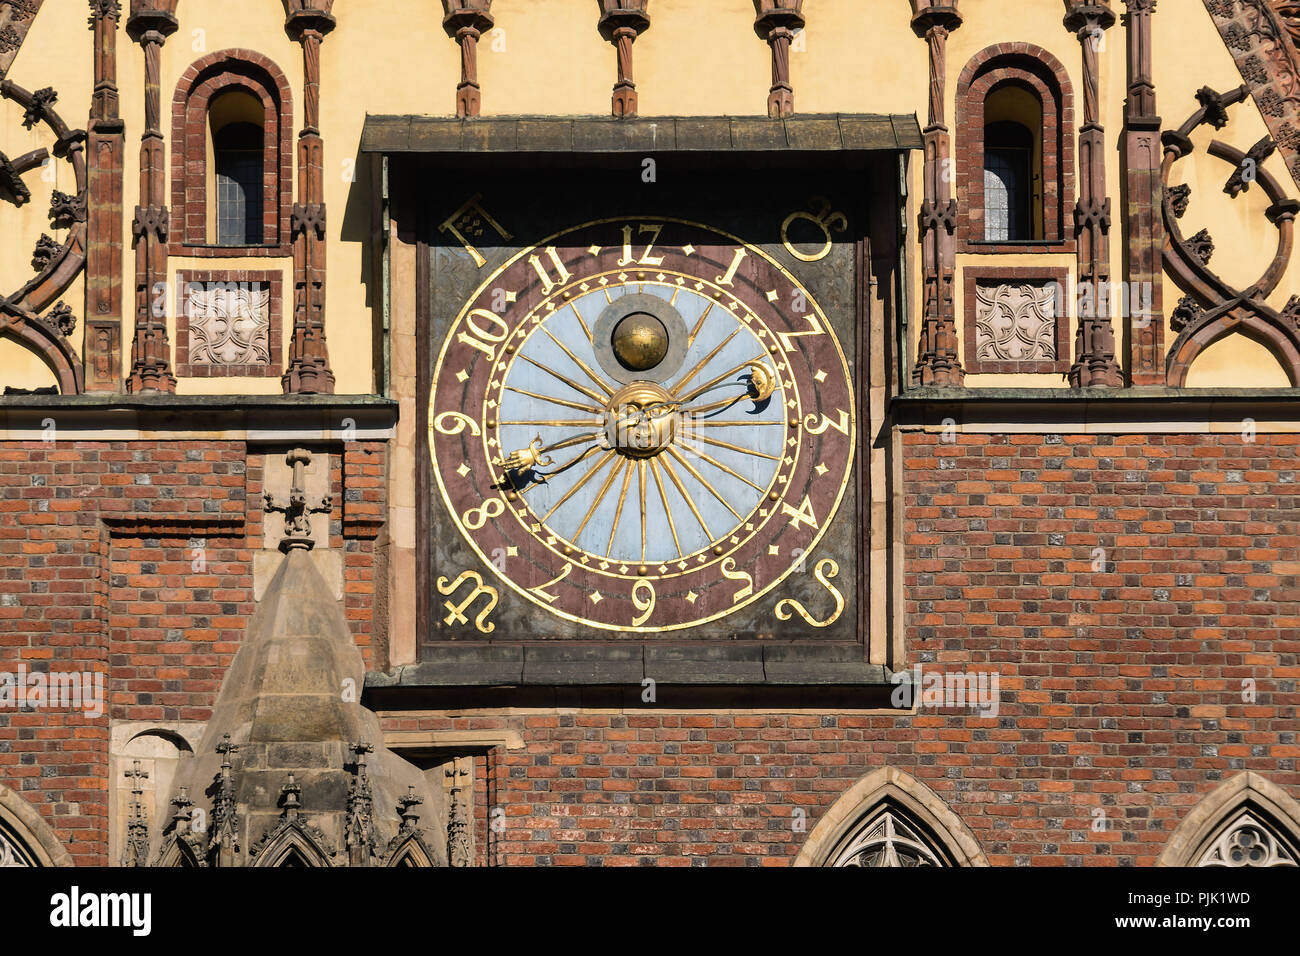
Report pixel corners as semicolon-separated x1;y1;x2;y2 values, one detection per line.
367;115;918;697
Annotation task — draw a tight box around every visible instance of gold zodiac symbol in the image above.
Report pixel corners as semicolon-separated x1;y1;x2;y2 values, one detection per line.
433;411;482;437
494;436;554;472
774;558;844;628
436;570;500;633
781;197;848;262
462;497;506;530
721;557;754;603
632;579;656;627
438;193;513;268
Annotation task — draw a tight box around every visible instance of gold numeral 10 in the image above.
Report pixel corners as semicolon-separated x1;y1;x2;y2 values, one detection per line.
457;308;509;360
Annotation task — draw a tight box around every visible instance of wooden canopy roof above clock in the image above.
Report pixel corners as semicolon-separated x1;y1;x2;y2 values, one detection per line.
360;113;923;156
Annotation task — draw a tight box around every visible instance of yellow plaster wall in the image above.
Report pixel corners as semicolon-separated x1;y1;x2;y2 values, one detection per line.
0;0;92;392
2;2;1298;394
1184;331;1291;387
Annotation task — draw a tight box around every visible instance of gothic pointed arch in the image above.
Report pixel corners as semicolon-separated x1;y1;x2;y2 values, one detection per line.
155;833;207;868
250;819;335;868
0;782;73;867
1158;771;1300;867
384;830;437;868
793;766;988;867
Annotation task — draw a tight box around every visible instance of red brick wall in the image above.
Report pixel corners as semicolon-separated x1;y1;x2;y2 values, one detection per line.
381;432;1300;866
0;439;383;864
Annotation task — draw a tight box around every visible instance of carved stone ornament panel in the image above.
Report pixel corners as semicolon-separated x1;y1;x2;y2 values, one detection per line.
176;271;283;377
975;283;1057;362
185;281;270;367
963;267;1070;375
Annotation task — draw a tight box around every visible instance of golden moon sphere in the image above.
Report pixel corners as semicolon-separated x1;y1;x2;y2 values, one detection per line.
610;312;669;371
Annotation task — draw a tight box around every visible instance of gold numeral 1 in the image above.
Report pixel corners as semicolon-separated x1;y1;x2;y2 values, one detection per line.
715;248;748;287
528;246;572;294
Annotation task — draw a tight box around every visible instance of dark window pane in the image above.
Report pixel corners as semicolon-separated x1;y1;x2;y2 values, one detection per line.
983;121;1032;242
214;122;264;246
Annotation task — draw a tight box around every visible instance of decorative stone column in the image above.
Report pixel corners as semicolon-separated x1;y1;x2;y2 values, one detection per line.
85;0;125;392
1066;1;1123;387
909;0;964;386
598;0;650;118
754;0;804;119
1121;0;1164;383
442;0;493;118
283;1;336;394
125;0;177;393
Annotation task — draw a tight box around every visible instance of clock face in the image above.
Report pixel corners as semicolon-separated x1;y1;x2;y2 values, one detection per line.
429;217;855;633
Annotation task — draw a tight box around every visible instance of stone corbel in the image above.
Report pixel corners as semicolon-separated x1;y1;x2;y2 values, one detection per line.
754;1;804;119
442;0;494;118
598;0;650;118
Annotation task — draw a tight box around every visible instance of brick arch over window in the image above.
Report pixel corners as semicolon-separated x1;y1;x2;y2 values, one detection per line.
956;43;1075;253
170;49;293;256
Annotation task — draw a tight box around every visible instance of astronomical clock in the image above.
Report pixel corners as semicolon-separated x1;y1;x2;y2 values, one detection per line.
422;163;867;646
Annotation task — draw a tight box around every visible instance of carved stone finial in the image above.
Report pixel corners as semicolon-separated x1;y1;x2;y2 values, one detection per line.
397;785;423;834
263;448;332;551
121;759;150;867
279;772;303;819
345;741;378;866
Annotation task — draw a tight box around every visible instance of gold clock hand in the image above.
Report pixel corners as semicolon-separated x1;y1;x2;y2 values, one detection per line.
493;431;601;472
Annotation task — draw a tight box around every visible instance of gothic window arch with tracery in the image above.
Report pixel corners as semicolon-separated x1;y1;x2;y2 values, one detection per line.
830;805;947;867
1195;810;1299;867
1158;772;1300;867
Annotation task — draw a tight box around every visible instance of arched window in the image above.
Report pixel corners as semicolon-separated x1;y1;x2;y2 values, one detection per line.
794;767;988;867
1158;772;1300;867
957;44;1075;252
982;83;1042;241
172;50;292;255
208;90;266;246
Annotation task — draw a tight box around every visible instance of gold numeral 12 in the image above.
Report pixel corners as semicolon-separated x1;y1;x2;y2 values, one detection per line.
618;223;665;267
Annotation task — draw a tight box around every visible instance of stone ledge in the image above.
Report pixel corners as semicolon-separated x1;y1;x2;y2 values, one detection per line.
367;642;887;690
